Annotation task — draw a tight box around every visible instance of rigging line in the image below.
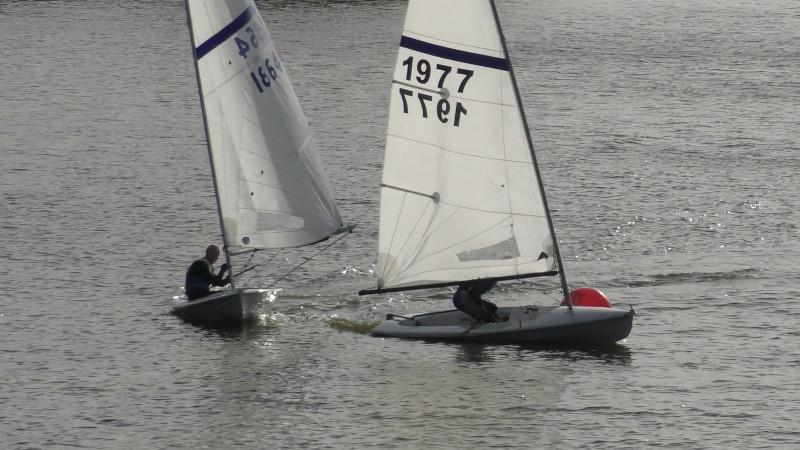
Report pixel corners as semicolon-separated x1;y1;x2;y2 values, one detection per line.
387;133;532;164
391;200;443;277
434;190;546;216
233;265;257;278
246;249;282;280
460;319;482;336
262;231;352;290
384;190;409;268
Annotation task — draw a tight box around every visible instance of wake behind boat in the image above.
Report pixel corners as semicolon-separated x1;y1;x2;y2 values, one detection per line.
172;0;351;324
359;0;633;345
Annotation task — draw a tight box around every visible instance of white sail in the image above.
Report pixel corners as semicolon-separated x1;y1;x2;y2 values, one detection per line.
375;0;556;290
186;0;343;251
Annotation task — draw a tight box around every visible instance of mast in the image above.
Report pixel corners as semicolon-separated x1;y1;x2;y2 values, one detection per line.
488;0;570;307
183;0;235;287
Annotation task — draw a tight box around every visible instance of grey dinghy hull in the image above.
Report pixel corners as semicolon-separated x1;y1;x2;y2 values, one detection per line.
171;288;275;324
371;305;634;344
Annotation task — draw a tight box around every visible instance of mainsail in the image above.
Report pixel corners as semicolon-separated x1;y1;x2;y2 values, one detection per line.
370;0;564;292
186;0;343;252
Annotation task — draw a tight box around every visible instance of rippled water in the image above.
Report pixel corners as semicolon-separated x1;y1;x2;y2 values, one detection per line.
2;0;799;448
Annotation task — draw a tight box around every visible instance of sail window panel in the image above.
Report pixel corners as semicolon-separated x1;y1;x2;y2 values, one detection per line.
403;0;503;58
457;236;520;262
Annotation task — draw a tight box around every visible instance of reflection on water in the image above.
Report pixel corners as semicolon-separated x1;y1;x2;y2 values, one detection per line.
454;341;633;365
181;315;283;341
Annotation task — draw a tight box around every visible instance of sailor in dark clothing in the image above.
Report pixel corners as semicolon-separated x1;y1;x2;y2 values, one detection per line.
185;245;231;300
452;279;499;322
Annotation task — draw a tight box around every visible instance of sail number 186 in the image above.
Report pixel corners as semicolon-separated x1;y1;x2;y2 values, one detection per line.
234;26;282;94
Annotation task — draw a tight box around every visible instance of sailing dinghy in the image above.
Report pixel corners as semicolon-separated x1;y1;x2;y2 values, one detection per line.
173;0;350;324
359;0;633;344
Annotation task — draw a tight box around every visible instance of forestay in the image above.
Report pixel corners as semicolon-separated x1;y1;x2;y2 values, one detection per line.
375;0;557;290
186;0;343;251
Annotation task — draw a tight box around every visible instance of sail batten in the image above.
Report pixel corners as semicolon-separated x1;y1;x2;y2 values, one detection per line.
186;0;343;251
371;0;559;292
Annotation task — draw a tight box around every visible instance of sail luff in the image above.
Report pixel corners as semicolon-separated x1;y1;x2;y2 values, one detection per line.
488;0;570;304
184;0;236;286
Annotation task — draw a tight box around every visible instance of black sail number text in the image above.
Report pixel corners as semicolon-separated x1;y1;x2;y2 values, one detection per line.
399;56;472;126
401;56;473;93
232;26;283;94
399;88;467;127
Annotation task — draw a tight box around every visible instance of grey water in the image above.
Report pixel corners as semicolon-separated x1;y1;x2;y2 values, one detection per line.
1;0;798;448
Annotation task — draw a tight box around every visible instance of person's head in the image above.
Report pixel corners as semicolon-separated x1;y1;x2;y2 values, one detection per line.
204;245;221;264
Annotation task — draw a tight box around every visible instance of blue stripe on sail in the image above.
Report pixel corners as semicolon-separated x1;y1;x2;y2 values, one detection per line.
400;36;508;71
195;6;255;60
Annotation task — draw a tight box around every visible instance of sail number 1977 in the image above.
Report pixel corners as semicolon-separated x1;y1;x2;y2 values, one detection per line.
398;56;473;127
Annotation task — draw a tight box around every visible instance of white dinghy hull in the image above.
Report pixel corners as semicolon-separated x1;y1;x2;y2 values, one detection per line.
371;306;634;345
171;288;275;324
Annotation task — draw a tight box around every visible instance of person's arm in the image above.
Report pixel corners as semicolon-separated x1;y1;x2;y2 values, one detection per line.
210;264;230;287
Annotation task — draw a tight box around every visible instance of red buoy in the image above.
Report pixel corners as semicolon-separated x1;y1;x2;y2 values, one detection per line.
561;287;612;308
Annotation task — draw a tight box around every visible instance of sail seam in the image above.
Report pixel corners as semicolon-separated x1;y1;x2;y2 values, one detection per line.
387;133;531;164
403;30;502;55
390;81;518;108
